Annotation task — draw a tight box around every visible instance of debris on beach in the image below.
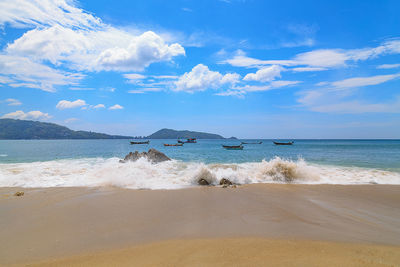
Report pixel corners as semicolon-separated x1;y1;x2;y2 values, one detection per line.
120;149;171;163
14;191;24;196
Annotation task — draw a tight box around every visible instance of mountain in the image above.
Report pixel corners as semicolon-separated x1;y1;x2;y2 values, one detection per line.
147;128;235;139
0;119;132;139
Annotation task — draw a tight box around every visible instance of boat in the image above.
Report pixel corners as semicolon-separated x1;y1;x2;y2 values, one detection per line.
130;141;150;145
222;145;244;150
164;143;183;147
241;141;262;144
273;141;294;145
178;138;197;143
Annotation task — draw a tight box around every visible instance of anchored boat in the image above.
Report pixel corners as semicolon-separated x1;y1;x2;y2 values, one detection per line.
222;145;244;150
130;141;150;145
178;138;197;143
273;141;294;145
164;143;183;147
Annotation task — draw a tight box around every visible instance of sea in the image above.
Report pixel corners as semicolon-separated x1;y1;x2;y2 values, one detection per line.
0;139;399;189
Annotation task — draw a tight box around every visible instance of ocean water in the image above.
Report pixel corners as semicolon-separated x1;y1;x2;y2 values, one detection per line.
0;139;399;189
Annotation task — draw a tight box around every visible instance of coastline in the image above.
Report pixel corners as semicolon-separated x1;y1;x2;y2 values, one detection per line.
1;184;400;265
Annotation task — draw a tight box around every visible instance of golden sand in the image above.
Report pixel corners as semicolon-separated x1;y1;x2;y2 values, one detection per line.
1;184;400;266
30;238;400;267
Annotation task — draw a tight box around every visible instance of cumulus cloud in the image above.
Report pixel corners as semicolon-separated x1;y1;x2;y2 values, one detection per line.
0;0;185;91
243;65;283;82
109;104;123;110
56;99;87;110
175;64;240;92
1;110;51;120
94;31;185;71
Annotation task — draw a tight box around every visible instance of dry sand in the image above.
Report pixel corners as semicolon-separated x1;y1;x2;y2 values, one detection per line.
1;184;400;266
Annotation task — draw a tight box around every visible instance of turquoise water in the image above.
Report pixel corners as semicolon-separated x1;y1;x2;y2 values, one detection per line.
1;139;399;188
0;139;399;171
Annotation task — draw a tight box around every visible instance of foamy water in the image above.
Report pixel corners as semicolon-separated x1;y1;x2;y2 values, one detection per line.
1;157;399;189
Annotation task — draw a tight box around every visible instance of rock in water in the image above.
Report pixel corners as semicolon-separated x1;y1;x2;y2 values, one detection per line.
219;178;233;186
198;178;210;185
120;149;170;163
146;148;171;163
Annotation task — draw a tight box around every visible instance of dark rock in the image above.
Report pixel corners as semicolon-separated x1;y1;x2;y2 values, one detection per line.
14;191;24;196
198;178;210;185
120;149;170;163
219;178;233;186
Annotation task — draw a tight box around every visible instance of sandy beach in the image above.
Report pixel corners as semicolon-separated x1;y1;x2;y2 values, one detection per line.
1;184;400;266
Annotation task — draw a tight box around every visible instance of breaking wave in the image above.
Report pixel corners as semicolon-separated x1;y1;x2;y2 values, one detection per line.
0;157;399;189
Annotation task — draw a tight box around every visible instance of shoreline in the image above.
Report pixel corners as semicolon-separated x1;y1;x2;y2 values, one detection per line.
1;184;400;265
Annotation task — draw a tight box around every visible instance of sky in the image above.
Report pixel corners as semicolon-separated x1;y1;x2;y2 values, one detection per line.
0;0;399;138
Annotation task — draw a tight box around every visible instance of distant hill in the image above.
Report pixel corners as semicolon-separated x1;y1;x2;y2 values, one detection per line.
147;128;235;139
0;119;132;139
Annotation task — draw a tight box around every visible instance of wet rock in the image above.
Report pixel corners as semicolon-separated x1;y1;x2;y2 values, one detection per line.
14;191;24;196
198;178;210;185
219;178;233;186
120;149;170;163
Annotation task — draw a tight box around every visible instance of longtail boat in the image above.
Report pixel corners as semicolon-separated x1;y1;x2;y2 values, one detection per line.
164;143;183;147
273;141;294;145
241;141;262;144
130;141;150;145
222;145;244;150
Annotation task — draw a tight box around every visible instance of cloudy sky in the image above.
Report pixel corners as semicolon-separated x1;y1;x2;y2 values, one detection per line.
0;0;399;138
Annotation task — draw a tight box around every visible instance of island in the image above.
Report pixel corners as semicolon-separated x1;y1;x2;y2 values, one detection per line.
146;128;236;139
0;119;132;139
0;119;237;140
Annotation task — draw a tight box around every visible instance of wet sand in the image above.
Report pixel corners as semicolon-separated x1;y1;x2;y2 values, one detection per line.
1;184;400;266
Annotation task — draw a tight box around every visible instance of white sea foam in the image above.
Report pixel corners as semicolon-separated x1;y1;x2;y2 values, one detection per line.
0;157;399;189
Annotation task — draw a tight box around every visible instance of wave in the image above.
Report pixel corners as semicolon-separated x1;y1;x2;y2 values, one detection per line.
0;157;399;189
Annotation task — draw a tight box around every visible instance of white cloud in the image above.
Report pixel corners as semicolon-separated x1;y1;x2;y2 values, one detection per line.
377;63;400;69
56;99;87;110
128;88;162;94
0;0;100;29
292;67;327;72
222;40;400;71
0;0;185;91
93;104;105;109
95;31;185;71
243;65;283;82
1;110;51;120
4;98;22;106
123;73;147;84
331;73;400;89
175;64;240;92
230;80;300;94
109;104;123;110
0;55;83;92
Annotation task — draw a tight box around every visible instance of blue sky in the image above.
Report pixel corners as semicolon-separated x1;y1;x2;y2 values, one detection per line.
0;0;399;138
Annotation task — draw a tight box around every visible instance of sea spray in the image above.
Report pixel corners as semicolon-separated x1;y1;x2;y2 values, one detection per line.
0;156;399;189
